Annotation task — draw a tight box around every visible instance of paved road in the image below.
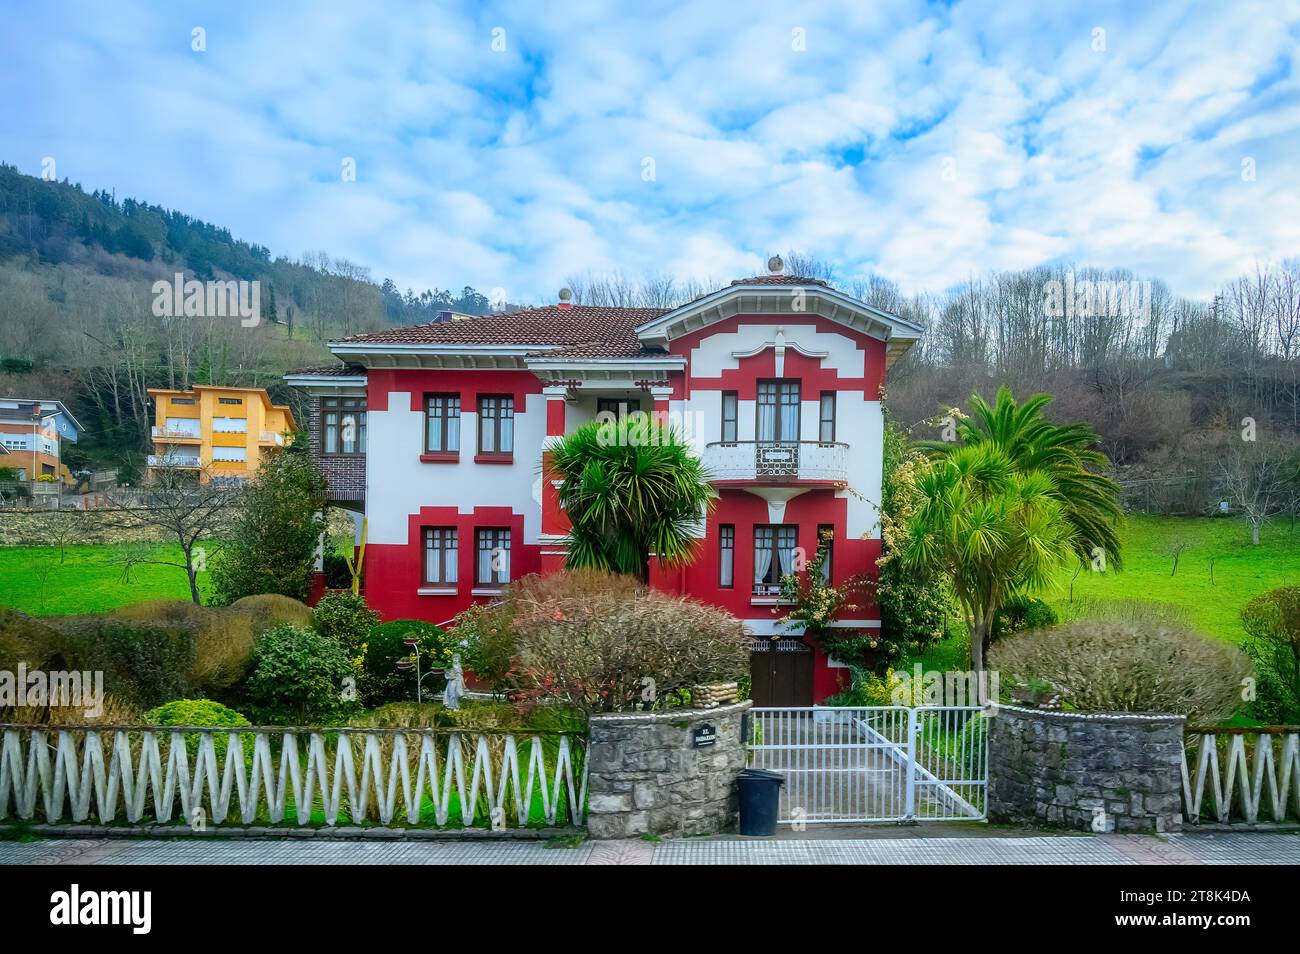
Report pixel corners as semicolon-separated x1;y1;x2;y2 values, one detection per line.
0;831;1295;865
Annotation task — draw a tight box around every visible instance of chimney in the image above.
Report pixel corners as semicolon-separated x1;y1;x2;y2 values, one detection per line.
557;287;573;312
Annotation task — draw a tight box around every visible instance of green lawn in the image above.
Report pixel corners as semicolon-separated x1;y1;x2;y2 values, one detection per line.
0;542;216;615
1048;515;1300;643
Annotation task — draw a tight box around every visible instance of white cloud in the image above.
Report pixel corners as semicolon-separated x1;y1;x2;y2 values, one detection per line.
1;0;1297;303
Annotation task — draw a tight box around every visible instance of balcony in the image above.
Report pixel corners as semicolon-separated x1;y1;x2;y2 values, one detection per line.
702;441;850;487
258;431;285;446
151;425;201;442
147;454;201;468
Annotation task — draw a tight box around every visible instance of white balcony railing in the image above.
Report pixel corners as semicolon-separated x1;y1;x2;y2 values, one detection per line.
151;425;201;440
702;441;850;484
147;454;201;468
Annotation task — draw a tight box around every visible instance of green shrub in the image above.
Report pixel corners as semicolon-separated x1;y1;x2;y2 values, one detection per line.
48;616;197;708
144;698;253;759
362;620;455;705
312;592;380;656
109;595;313;695
991;595;1058;642
990;620;1251;724
242;624;356;725
1240;586;1300;724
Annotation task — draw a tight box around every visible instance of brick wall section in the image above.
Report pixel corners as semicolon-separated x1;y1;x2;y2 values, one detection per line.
586;701;750;838
307;398;365;505
988;705;1185;834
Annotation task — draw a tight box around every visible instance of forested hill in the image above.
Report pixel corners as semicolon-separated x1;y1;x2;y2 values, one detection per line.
0;163;497;474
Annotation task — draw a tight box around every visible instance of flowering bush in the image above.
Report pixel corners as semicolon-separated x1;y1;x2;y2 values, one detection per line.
311;592;380;657
362;620;455;705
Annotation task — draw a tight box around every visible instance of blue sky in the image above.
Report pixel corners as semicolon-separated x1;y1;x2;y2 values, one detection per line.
2;0;1298;303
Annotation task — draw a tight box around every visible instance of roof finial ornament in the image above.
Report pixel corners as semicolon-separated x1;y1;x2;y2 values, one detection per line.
767;254;784;275
557;287;573;311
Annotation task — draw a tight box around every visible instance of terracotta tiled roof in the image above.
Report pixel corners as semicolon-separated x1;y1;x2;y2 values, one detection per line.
336;305;671;358
729;274;833;287
286;363;367;376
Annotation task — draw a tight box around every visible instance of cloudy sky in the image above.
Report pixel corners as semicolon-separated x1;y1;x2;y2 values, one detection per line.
3;0;1298;303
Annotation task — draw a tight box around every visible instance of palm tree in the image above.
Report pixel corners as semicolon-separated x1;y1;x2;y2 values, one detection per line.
902;443;1075;673
921;387;1124;570
549;415;716;582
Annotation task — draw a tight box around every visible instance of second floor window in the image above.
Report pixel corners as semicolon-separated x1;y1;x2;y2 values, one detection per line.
721;391;738;442
753;524;798;595
323;397;366;455
476;527;511;585
757;380;800;443
424;527;458;585
425;394;461;453
478;395;514;454
819;392;836;442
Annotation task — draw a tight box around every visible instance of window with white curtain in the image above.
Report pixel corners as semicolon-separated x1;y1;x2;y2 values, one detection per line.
423;527;458;585
476;527;511;585
212;417;247;433
718;524;734;587
165;417;201;436
753;525;797;595
757;380;800;442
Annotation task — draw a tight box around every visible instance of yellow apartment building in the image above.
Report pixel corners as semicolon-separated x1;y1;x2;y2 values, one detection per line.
147;385;296;483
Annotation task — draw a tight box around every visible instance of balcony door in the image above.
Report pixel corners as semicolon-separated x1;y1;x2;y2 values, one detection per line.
756;380;800;444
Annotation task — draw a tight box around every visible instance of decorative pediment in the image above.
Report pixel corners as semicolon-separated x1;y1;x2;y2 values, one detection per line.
635;282;923;363
729;326;829;377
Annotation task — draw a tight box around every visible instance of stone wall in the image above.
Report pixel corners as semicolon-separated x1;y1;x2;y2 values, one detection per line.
586;701;750;839
988;705;1185;833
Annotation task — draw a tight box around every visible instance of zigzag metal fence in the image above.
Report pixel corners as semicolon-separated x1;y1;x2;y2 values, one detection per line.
1182;728;1300;825
0;725;588;830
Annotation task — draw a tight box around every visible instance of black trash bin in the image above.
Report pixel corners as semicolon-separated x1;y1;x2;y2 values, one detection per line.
737;768;784;836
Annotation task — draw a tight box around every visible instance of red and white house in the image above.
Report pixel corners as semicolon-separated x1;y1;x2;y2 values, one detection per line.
286;267;922;705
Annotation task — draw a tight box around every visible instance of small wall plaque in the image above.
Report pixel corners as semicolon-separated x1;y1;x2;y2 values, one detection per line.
692;724;717;748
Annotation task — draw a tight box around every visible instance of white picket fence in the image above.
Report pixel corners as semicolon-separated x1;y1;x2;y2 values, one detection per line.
1182;728;1300;825
0;725;588;830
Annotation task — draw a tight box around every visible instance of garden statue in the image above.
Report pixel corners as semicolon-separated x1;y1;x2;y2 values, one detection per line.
443;653;465;710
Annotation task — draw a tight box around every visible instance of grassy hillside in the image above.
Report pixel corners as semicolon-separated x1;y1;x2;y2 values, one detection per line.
1048;515;1300;642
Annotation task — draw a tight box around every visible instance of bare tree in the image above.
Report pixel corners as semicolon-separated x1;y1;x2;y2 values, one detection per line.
1215;437;1299;545
103;463;238;603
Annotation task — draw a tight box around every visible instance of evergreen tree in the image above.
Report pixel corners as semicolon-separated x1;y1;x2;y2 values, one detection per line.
210;441;328;604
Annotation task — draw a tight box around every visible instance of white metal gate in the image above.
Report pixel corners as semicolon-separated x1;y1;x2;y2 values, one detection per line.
747;706;988;824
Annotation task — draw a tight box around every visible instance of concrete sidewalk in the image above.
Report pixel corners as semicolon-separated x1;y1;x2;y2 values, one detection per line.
0;831;1295;865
